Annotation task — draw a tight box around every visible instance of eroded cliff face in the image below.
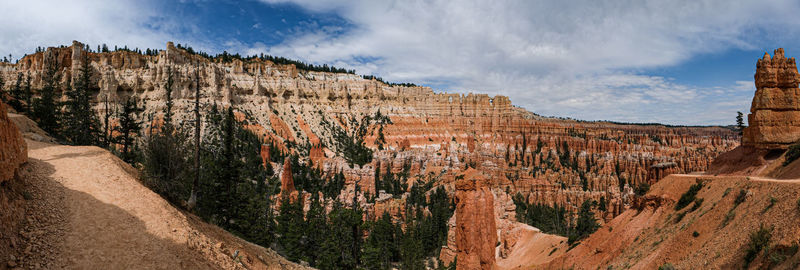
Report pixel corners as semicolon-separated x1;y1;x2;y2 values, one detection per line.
743;48;800;149
1;41;740;266
0;101;27;183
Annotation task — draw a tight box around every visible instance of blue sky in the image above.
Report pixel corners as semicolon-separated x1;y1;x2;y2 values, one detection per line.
4;0;800;125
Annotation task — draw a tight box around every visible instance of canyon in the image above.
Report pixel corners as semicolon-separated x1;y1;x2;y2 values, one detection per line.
0;41;747;269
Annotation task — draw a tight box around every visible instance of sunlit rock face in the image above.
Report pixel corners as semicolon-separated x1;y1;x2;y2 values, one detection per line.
743;48;800;149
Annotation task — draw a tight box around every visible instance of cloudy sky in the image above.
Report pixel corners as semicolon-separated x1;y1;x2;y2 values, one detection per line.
3;0;800;125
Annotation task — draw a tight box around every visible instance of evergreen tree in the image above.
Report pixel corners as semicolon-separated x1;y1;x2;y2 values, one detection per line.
188;65;202;209
140;67;192;204
363;213;398;270
569;200;599;244
32;61;62;136
399;226;425;270
63;54;101;145
113;98;141;163
323;170;345;199
304;192;327;266
100;96;113;148
736;111;745;133
7;73;25;112
276;195;305;262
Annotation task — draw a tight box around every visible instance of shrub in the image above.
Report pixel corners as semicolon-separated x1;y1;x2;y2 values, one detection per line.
723;187;732;197
675;183;704;210
635;182;650;196
796;198;800;213
784;143;800;166
658;263;675;270
764;196;777;213
721;210;735;227
734;189;748;207
690;198;704;212
674;211;687;223
744;224;773;265
692;231;700;237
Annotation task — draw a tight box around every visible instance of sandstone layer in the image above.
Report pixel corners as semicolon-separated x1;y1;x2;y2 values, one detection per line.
0;101;27;183
453;169;496;270
743;48;800;149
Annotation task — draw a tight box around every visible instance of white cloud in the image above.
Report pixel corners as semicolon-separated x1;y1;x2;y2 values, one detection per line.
0;1;179;59
1;0;795;125
260;0;800;125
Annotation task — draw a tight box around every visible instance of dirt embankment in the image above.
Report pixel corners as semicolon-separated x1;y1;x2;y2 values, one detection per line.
547;174;800;270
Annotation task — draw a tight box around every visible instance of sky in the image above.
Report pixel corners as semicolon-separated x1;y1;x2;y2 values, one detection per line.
3;0;800;125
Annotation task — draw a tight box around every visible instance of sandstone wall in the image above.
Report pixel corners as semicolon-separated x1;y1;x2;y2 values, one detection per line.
0;102;27;183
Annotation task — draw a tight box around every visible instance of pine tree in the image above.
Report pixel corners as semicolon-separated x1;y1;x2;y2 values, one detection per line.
32;61;62;136
399;226;425;270
736;111;745;133
63;54;101;145
188;64;202;209
101;96;113;148
140;67;192;204
113;98;141;163
7;73;25;112
277;195;305;262
569;200;599;244
363;213;398;270
305;192;327;266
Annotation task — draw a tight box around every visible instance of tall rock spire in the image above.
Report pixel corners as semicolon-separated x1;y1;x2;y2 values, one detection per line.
743;48;800;149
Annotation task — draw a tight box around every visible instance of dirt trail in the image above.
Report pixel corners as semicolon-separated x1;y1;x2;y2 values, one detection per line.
11;140;306;270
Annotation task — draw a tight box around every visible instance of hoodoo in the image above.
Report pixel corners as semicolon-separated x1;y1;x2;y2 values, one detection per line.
281;156;296;194
453;169;497;270
743;48;800;149
710;48;800;176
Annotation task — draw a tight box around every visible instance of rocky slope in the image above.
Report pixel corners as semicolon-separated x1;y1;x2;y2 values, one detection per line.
1;41;740;267
546;174;800;269
540;48;800;270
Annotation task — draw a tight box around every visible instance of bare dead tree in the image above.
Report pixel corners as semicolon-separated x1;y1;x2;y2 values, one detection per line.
188;63;201;209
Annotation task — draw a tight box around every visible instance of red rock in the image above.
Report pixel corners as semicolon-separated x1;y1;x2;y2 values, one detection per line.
0;102;27;183
280;157;295;194
743;48;800;149
453;169;496;270
260;144;270;169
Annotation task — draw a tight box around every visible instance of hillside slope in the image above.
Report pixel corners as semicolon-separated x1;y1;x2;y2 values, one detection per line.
5;139;308;270
546;174;800;269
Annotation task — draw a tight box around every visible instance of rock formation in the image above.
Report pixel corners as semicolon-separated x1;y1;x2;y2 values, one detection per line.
0;41;739;255
711;49;800;176
743;48;800;149
0;102;27;182
453;169;496;270
281;156;296;194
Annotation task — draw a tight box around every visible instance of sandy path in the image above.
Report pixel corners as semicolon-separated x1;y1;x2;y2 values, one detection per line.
16;139;307;270
24;140;214;269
